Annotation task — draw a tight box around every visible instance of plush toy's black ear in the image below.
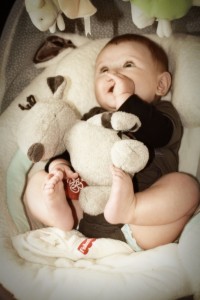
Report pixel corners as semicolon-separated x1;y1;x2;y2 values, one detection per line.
33;36;76;64
47;75;65;94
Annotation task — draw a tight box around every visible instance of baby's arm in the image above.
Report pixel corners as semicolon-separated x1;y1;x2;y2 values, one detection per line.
119;96;174;148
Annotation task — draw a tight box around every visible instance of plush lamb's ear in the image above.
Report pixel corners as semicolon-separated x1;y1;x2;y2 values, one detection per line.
33;33;91;69
46;75;67;100
47;75;65;94
33;35;76;63
33;35;76;64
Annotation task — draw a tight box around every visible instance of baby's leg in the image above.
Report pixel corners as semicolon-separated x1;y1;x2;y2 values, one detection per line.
104;167;199;249
24;170;75;231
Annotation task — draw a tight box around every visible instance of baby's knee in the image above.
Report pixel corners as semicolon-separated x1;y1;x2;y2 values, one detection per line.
179;172;199;191
189;176;200;207
162;172;199;206
168;172;198;188
177;172;200;207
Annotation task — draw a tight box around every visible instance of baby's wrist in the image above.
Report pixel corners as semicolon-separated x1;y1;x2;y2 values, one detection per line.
115;93;132;109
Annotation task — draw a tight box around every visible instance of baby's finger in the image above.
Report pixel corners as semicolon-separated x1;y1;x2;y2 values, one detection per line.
110;165;125;178
65;168;79;179
106;72;125;82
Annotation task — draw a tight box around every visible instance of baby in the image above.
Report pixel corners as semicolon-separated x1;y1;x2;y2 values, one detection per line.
24;34;199;251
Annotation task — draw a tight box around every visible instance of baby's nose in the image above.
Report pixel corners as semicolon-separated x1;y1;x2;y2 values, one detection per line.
106;70;118;78
109;69;118;75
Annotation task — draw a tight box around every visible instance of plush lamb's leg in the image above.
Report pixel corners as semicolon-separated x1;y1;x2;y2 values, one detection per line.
111;139;149;176
79;186;111;216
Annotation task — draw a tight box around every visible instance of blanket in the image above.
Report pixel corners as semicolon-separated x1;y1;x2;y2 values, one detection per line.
12;227;133;265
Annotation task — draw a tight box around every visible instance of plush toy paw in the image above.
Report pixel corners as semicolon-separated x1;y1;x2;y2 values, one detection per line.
111;139;149;175
110;111;141;132
88;111;141;133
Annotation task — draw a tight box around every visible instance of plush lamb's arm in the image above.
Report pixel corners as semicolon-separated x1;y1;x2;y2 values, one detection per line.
88;110;149;176
87;111;141;133
111;139;149;176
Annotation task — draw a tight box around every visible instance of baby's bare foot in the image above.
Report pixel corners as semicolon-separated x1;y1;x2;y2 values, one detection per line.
42;171;74;230
43;170;64;194
104;166;136;224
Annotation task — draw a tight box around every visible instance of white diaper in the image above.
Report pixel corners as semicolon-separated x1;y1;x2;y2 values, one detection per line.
121;224;143;252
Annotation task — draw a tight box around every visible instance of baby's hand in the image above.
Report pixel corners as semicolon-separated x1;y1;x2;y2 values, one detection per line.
61;164;79;180
107;73;135;109
49;160;79;181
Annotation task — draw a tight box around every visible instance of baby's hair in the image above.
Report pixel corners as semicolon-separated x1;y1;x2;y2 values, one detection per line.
103;33;169;72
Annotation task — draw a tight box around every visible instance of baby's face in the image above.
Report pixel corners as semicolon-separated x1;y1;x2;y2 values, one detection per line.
95;41;163;111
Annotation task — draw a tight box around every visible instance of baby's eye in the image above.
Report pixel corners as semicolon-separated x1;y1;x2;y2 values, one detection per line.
100;66;109;73
123;61;135;68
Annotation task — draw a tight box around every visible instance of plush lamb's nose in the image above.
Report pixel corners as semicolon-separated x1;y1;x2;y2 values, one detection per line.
27;143;44;162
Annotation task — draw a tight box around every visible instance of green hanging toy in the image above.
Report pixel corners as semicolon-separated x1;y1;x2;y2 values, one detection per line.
130;0;200;37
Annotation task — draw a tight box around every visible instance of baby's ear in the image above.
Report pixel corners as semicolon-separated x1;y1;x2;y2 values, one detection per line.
156;72;171;96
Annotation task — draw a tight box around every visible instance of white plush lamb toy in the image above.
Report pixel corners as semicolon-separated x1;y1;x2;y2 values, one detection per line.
17;76;149;216
25;0;97;34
